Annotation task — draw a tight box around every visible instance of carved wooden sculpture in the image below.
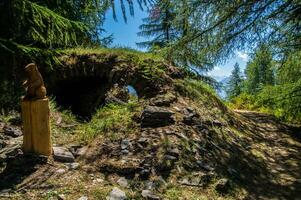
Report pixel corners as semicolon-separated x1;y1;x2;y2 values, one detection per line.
21;63;52;156
23;63;47;100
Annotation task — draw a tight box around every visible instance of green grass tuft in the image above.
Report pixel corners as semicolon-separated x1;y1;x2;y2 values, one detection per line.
78;102;139;142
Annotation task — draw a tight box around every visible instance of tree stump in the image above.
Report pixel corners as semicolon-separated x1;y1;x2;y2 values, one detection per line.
21;98;52;156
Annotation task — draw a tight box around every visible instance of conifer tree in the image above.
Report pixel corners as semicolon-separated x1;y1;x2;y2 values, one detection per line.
226;63;243;100
245;45;274;94
137;0;176;49
0;0;111;109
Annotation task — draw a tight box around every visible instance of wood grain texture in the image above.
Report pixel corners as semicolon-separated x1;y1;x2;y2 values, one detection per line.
21;98;52;156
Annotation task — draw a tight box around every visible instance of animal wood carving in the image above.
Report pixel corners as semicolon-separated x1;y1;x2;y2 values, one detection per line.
23;63;47;100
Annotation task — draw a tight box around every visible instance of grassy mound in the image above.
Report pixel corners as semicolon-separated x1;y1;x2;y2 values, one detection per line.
1;48;300;200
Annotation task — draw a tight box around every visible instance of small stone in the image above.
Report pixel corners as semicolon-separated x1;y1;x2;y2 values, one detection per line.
75;146;88;157
65;162;80;170
107;187;126;200
121;149;129;154
164;155;177;160
215;178;230;194
3;126;22;137
96;178;104;183
56;168;66;174
178;177;190;185
77;196;88;200
141;190;160;200
117;177;128;188
121;139;130;150
137;137;148;145
145;181;153;190
58;194;66;200
53;146;75;162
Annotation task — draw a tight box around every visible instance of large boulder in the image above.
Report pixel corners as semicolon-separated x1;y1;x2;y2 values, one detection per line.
141;106;175;128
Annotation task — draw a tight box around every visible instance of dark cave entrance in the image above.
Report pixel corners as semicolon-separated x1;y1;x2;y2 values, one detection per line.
52;76;110;120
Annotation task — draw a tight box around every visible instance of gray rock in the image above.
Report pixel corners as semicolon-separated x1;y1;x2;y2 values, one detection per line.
178;176;201;186
107;187;126;200
75;146;88;157
141;190;160;200
149;93;176;107
0;142;22;162
53;147;75;162
77;196;88;200
137;137;148;146
121;139;130;150
117;177;128;188
3;126;22;137
65;162;80;170
182;108;200;125
141;106;175;128
164;155;177;160
145;181;153;190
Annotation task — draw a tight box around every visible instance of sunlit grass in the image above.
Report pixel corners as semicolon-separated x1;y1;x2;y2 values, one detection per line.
62;47;164;62
77;102;139;142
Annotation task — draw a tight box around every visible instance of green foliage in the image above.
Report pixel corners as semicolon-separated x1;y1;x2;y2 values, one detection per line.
227;93;257;111
256;81;301;123
226;63;243;100
176;79;217;99
137;0;177;50
175;78;227;112
230;81;301;123
78;102;139;142
0;0;111;110
229;47;301;123
277;50;301;84
169;0;301;66
244;45;275;94
62;47;164;62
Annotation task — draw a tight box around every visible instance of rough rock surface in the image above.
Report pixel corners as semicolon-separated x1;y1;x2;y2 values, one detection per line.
107;187;126;200
141;190;160;200
3;126;22;138
53;147;75;162
141;106;175;127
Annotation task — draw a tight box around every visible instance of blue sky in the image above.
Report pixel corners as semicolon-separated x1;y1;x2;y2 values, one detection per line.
103;2;248;79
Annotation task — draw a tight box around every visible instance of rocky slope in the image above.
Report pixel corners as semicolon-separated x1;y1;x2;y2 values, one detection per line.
0;48;301;200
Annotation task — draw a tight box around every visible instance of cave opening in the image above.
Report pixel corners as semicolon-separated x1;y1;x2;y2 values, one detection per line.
52;76;110;120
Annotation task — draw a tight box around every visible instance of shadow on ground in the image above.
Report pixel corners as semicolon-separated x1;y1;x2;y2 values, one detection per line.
211;111;301;200
0;154;54;192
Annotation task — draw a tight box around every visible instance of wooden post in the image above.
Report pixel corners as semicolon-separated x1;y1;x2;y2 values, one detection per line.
21;98;52;156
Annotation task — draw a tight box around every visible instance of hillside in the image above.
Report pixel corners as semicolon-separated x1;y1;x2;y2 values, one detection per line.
0;49;301;200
